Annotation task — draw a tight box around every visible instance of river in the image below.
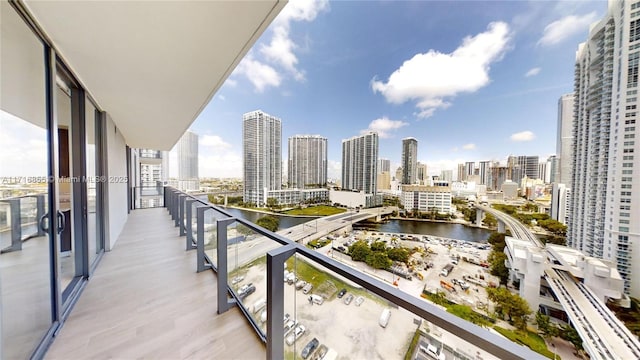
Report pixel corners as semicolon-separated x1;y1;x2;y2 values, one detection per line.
218;206;492;243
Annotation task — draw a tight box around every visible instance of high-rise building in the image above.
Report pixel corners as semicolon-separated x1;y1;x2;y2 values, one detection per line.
478;161;491;186
464;161;475;181
546;155;559;184
456;163;465;182
440;170;453;183
489;165;510;191
377;158;391;174
416;162;428;184
537;161;547;184
287;135;327;189
551;183;571;225
557;94;574;184
342;132;378;194
243;110;282;206
507;155;539;184
395;166;403;182
177;130;199;191
570;0;640;296
401;137;418;184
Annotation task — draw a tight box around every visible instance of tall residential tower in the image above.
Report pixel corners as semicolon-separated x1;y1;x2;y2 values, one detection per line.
342;132;378;194
288;135;327;189
401;137;418;184
177;130;199;191
243;110;282;206
569;0;640;296
557;94;574;184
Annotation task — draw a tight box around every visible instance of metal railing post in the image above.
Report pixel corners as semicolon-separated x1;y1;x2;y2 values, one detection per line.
266;244;297;360
196;206;212;273
1;199;22;253
216;218;237;314
185;198;198;250
178;194;187;234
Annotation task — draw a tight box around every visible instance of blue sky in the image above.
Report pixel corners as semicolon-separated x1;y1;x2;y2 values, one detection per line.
191;0;607;179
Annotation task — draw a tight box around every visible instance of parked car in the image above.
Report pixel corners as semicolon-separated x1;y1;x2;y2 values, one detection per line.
337;288;347;298
286;324;306;345
311;345;328;360
302;283;313;294
238;283;256;300
295;280;308;290
344;294;354;305
284;319;298;336
231;276;244;285
301;338;320;359
355;296;364;306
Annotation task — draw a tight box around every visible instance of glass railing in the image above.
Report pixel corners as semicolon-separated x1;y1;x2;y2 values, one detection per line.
0;194;47;253
133;186;164;209
164;187;545;360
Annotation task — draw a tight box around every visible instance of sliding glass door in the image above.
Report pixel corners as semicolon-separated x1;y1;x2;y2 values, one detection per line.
1;2;105;357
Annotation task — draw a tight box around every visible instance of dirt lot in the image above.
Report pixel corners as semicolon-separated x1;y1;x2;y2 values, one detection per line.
229;229;500;360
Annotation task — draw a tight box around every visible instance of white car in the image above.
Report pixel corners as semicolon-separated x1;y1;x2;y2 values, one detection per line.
284;319;298;336
286;324;306;345
355;296;364;306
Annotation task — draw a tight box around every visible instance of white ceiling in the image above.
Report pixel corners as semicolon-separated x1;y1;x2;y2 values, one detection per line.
23;0;286;150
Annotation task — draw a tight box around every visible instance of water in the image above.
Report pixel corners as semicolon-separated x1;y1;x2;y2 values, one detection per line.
201;197;491;242
355;219;492;243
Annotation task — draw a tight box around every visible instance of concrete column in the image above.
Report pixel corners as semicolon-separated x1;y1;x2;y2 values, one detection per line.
498;221;505;233
475;208;483;227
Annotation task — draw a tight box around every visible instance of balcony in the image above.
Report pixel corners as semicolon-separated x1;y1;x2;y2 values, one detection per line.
46;207;264;359
46;188;544;359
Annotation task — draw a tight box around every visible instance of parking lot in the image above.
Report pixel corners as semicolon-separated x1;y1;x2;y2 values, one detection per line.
230;229;500;359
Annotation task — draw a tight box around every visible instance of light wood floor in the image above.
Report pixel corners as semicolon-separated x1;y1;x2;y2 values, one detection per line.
46;208;266;359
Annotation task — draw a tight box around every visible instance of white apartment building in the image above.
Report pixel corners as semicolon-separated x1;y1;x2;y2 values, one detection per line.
401;185;452;214
243;110;282;206
569;0;640;296
551;183;571;225
287;135;327;189
557;94;574;184
266;188;329;206
341;132;378;195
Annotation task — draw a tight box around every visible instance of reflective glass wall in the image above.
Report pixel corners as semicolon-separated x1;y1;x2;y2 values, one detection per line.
0;2;52;358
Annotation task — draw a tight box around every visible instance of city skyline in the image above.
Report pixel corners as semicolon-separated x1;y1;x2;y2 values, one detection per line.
189;0;607;179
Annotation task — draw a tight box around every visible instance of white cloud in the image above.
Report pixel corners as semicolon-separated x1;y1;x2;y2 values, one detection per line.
360;117;408;138
372;22;512;118
217;95;226;101
199;152;242;178
462;143;476;150
235;54;282;92
200;135;232;150
525;67;541;77
259;0;329;82
510;131;536;142
538;12;597;46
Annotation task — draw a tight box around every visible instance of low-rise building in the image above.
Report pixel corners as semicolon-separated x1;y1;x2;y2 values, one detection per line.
329;189;381;208
266;188;329;206
400;185;452;214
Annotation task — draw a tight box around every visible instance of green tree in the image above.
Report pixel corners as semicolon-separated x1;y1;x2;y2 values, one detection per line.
483;213;498;228
486;287;532;331
387;247;410;263
348;240;372;262
560;324;583;351
370;241;387;252
535;312;558;340
266;197;279;209
255;215;279;232
488;251;509;285
487;232;507;250
366;251;392;269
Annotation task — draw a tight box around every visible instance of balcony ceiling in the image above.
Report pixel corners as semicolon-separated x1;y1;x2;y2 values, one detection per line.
23;0;286;150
